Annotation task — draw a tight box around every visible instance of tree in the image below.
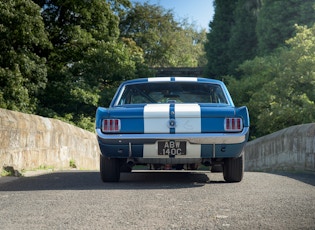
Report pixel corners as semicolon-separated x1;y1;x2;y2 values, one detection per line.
204;0;237;78
205;0;315;79
119;2;206;67
228;0;258;77
256;0;315;55
34;0;142;131
0;0;51;113
34;0;121;68
226;24;315;138
173;21;208;67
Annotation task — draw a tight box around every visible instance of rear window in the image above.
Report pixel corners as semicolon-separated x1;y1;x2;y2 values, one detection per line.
116;82;228;105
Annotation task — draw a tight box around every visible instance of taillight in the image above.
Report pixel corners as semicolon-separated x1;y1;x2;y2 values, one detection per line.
225;118;243;132
102;119;121;132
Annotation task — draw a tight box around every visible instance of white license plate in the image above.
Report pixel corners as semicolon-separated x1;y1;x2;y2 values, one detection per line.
158;141;186;156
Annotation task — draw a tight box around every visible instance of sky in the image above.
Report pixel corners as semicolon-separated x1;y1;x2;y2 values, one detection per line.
131;0;215;31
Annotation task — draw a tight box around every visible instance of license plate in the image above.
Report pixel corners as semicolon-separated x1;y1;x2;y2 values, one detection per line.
158;141;186;156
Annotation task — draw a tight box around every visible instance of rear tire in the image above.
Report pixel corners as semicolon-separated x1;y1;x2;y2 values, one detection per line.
100;155;121;182
223;153;244;182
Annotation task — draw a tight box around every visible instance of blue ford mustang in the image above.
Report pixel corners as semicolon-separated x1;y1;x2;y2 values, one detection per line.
96;77;250;182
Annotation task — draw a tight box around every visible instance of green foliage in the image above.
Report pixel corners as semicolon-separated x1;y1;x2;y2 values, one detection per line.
69;159;77;168
226;24;315;138
0;0;51;113
205;0;315;78
1;167;14;177
120;2;206;67
172;23;208;67
34;0;141;131
256;0;315;55
1;0;207;133
228;0;258;77
205;0;315;137
204;0;237;78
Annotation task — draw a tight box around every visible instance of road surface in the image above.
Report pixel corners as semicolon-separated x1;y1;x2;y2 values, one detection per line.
0;171;314;229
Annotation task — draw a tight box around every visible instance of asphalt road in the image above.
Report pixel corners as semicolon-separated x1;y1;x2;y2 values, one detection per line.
0;171;314;230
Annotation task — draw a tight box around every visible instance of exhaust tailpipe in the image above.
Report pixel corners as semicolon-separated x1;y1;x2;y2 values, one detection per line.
127;158;135;167
203;159;211;167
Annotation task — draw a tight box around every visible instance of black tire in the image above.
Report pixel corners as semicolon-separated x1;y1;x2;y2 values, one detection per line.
100;155;121;182
223;153;244;183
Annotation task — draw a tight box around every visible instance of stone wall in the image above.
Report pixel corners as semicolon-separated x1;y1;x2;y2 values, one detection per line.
0;109;100;171
245;123;315;172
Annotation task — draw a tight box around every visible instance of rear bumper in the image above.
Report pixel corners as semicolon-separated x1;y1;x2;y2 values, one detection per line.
97;128;248;159
96;127;249;145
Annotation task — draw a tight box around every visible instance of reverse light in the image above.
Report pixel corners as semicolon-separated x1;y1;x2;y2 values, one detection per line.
102;119;121;132
225;118;243;132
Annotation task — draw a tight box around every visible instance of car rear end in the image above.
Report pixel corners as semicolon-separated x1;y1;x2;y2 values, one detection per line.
96;77;249;182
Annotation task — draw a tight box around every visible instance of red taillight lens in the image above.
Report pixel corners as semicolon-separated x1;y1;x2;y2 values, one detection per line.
225;118;243;132
102;119;121;132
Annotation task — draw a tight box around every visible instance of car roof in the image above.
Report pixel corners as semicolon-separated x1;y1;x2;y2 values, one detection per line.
121;77;224;85
109;77;234;107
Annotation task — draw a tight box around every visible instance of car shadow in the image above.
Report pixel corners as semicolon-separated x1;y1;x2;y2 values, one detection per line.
270;171;315;187
0;170;226;191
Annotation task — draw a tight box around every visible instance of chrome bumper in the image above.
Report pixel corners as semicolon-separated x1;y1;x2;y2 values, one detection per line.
96;127;249;145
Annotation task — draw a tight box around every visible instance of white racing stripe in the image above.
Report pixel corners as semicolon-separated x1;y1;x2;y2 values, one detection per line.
175;104;201;133
143;103;202;158
174;77;197;82
143;104;170;158
144;104;170;133
148;77;197;82
148;77;171;82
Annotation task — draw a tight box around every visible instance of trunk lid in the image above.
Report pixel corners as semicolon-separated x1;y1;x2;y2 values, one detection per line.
100;104;245;134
